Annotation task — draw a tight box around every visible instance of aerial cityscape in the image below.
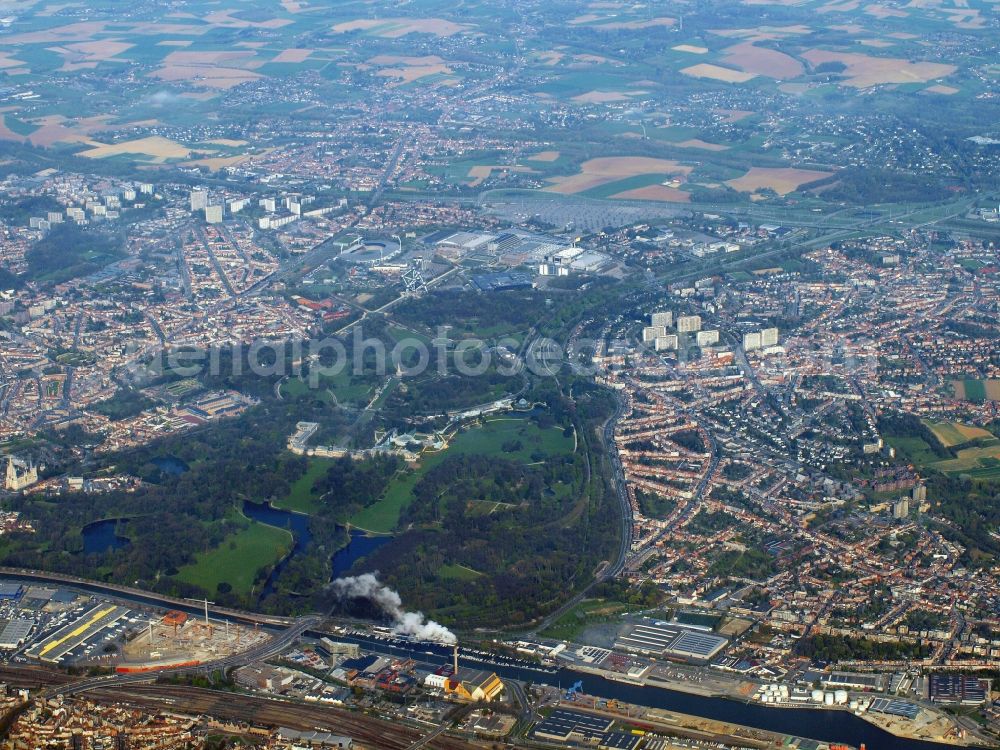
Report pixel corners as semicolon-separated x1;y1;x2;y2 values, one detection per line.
0;0;997;748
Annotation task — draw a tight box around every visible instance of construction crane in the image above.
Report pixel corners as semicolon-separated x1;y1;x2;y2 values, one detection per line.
184;597;216;636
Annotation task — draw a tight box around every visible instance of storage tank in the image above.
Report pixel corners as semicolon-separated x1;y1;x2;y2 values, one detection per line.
779;685;790;699
849;700;859;711
811;689;825;703
824;692;835;706
835;689;848;705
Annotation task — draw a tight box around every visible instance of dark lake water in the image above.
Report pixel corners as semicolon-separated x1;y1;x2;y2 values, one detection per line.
242;501;393;599
242;500;311;600
81;518;130;555
152;455;190;475
331;529;393;579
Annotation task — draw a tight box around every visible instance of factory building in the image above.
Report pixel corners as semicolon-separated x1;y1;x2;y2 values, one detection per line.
803;670;887;691
277;728;353;748
532;709;613;743
437;647;504;702
929;675;988;704
319;638;360;659
0;618;33;650
446;670;504;702
0;583;23;601
235;663;295;691
615;620;728;663
26;605;129;663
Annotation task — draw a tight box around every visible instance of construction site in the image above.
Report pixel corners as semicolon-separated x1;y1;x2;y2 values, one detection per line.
118;606;270;672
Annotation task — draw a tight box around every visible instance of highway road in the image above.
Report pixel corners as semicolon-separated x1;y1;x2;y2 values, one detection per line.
369;136;409;208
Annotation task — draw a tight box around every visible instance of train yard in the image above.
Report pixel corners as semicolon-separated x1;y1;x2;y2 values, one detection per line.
87;684;484;750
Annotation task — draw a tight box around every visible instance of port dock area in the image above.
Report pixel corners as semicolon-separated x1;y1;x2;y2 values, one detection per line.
540;691;859;750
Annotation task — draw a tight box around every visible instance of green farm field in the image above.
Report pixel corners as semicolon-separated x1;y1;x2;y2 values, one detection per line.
922;420;994;447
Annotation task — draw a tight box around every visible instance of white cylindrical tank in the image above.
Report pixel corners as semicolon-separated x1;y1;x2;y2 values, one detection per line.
824;692;835;706
811;689;825;703
779;685;790;698
849;700;859;711
835;689;848;705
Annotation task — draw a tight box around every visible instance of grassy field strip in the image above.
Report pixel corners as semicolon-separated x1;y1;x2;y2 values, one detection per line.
174;509;292;596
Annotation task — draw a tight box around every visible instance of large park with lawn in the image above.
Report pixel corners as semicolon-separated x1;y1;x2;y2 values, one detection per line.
350;414;575;533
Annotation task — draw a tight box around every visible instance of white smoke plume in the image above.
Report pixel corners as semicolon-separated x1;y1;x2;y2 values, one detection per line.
331;573;457;645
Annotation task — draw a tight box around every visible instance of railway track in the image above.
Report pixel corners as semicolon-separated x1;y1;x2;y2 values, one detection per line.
0;664;75;689
87;684;481;750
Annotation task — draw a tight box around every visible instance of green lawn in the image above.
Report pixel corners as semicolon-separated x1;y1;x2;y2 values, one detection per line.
387;326;432;345
438;563;483;581
274;457;338;514
958;258;985;272
349;416;575;533
174;515;292;597
886;436;940;467
282;370;375;405
446;417;574;463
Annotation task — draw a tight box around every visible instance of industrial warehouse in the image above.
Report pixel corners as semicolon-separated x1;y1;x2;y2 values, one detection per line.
25;604;130;663
531;709;643;750
614;620;729;663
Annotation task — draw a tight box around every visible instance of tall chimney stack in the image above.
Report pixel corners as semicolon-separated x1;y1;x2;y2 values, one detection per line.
453;644;459;677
